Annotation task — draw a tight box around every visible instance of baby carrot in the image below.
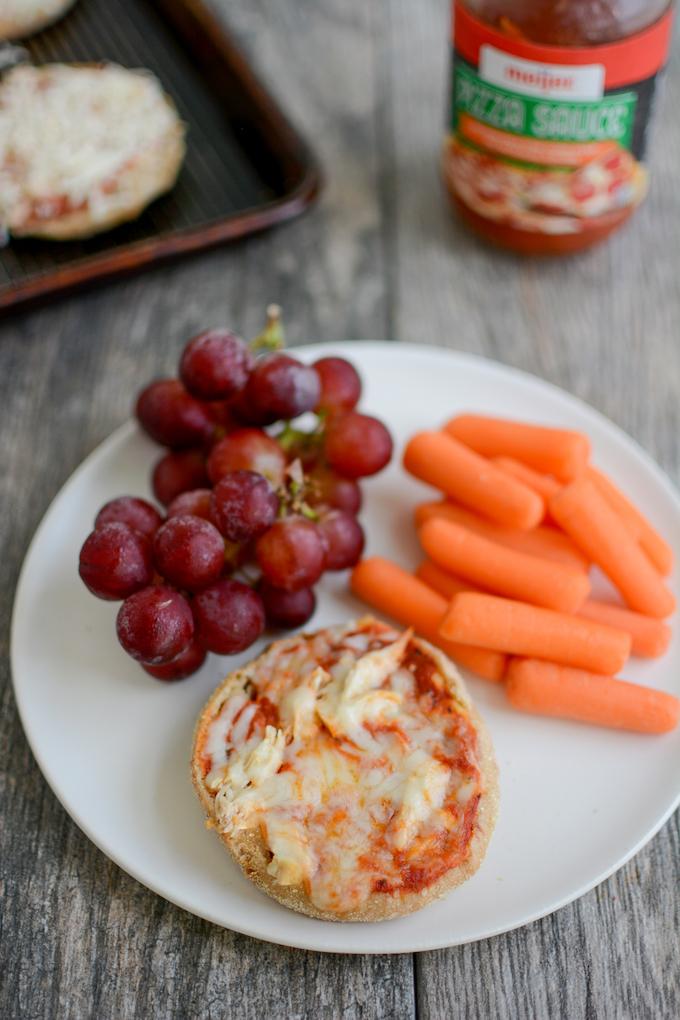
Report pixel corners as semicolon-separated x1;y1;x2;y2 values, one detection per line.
445;414;590;481
587;466;673;576
403;430;543;530
493;457;561;503
418;555;669;659
350;557;507;682
416;559;481;598
577;600;671;659
549;478;675;619
420;517;590;613
440;592;631;674
506;658;680;734
414;501;589;573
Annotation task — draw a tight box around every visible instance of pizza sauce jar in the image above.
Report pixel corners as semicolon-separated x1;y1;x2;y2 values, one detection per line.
444;1;674;253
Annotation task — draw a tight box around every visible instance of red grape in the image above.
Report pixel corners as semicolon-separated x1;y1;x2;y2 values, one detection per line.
142;639;206;681
206;400;240;431
152;449;209;506
166;488;213;520
318;510;364;570
245;354;321;422
228;384;274;427
95;496;163;539
116;586;194;664
153;515;225;591
207;428;286;487
79;523;154;600
256;517;325;592
179;329;253;401
193;579;265;654
136;379;214;449
210;470;278;542
305;465;362;514
259;582;316;629
313;357;361;413
324;412;393;478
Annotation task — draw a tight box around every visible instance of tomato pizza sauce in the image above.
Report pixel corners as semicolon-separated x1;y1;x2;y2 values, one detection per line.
444;1;674;253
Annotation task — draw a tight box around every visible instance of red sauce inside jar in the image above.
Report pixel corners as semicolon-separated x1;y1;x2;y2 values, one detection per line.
445;1;673;253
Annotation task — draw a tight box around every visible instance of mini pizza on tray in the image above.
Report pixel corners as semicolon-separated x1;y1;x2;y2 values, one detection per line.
0;63;185;241
0;0;77;40
192;617;498;922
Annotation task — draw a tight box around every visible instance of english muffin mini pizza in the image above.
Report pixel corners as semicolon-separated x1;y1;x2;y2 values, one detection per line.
0;0;77;40
0;63;185;240
192;617;498;922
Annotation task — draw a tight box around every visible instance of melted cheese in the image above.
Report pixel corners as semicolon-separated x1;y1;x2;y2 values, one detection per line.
204;692;249;773
279;666;324;740
226;726;285;791
389;751;451;850
316;630;411;749
265;813;315;887
201;621;481;914
229;701;258;747
0;64;182;231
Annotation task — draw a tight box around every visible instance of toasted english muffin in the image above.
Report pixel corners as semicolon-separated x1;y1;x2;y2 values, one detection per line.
192;617;498;922
0;0;77;39
0;63;185;240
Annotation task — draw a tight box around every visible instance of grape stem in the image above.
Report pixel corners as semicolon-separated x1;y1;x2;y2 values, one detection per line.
276;460;320;522
250;304;285;353
276;421;325;458
285;458;305;489
299;503;319;521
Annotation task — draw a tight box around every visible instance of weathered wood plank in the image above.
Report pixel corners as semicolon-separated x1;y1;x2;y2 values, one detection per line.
416;820;680;1020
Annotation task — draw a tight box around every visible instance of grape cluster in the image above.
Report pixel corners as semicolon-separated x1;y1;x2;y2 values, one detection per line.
78;312;393;682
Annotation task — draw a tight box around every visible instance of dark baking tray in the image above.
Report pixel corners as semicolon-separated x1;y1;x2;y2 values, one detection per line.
0;0;320;312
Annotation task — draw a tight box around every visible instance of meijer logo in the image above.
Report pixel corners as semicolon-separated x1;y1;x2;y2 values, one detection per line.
480;46;605;100
505;66;575;93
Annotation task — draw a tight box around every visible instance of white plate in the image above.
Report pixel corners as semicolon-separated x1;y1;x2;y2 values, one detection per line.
11;342;680;954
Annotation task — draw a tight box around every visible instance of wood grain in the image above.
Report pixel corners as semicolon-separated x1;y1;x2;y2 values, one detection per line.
1;0;678;1017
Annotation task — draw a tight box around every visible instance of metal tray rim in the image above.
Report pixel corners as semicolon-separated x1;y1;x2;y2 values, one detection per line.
0;0;322;314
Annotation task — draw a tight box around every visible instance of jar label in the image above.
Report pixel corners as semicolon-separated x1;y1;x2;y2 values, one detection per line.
446;3;673;235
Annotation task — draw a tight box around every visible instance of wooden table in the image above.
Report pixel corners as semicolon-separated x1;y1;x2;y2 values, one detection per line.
2;2;678;1017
